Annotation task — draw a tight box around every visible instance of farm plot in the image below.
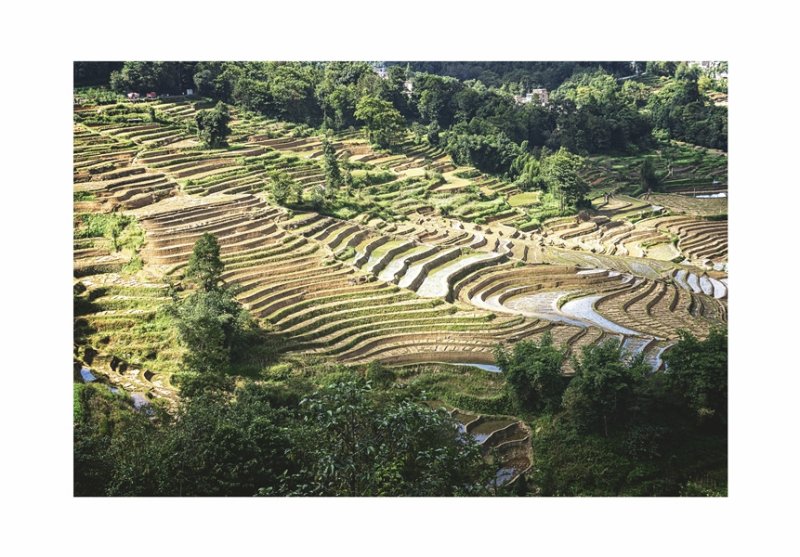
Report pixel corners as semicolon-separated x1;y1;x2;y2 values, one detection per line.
74;98;728;405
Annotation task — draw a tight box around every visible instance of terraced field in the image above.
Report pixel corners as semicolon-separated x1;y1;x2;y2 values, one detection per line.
427;401;532;488
73;98;728;410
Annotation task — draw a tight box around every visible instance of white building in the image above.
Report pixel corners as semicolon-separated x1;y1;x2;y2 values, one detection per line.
514;88;549;106
373;63;388;79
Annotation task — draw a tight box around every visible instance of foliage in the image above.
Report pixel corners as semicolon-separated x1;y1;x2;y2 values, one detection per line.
494;333;567;413
174;234;266;390
365;361;396;388
109;61;196;94
442;126;524;176
640;156;663;192
354;95;405;148
74;377;494;496
522;332;727;496
663;329;727;427
647;65;727;151
74;213;144;254
548;70;652;153
321;137;342;188
194;101;231;148
284;380;493;496
562;340;649;436
541;147;589;210
174;287;250;377
185;233;224;291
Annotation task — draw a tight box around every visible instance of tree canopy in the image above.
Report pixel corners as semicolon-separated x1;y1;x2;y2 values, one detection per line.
195;101;231;148
74;378;494;496
494;333;568;413
354;95;405;148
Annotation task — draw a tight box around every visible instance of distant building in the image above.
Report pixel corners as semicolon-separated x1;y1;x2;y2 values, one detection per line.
146;92;157;99
373;63;388;79
514;88;549;106
403;79;414;95
127;92;140;101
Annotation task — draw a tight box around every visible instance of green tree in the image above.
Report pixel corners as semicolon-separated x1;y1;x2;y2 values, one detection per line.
664;329;727;427
542;147;589;211
494;333;567;413
322;137;342;188
640;157;663;192
562;340;647;436
270;172;294;205
175;287;249;377
511;151;546;191
354;95;405;148
195;101;231;148
186;232;224;292
176;234;250;386
292;380;492;496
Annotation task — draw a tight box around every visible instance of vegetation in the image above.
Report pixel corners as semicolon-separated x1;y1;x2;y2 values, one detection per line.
195;101;231;148
494;331;728;495
541;147;589;210
354;95;405;148
73;60;728;499
494;333;567;414
172;234;278;395
74;377;494;496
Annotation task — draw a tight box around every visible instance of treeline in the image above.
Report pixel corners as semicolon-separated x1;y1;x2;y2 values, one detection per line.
647;63;728;151
396;61;639;90
74;62;123;86
76;61;726;164
494;329;728;495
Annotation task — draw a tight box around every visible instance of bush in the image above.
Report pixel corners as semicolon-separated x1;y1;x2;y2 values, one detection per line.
365;362;396;388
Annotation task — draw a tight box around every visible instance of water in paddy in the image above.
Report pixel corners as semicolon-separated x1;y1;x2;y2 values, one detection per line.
645;343;673;370
695;192;727;198
626;260;660;279
561;295;648;336
622;336;651;358
80;367;97;382
363;241;404;273
397;251;446;289
709;277;727;298
416;253;497;298
503;290;586;327
673;269;690;290
472;432;492;443
377;245;428;282
470;419;515;444
452;363;501;373
131;393;150;410
494;467;516;486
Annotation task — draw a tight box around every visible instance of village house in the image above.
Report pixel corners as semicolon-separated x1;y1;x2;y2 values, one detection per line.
513;88;549;106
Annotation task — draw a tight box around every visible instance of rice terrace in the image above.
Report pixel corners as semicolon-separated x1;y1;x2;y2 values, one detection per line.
73;61;728;496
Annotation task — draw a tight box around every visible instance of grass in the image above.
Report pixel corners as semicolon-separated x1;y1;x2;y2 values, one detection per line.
508;191;542;207
74;191;96;202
